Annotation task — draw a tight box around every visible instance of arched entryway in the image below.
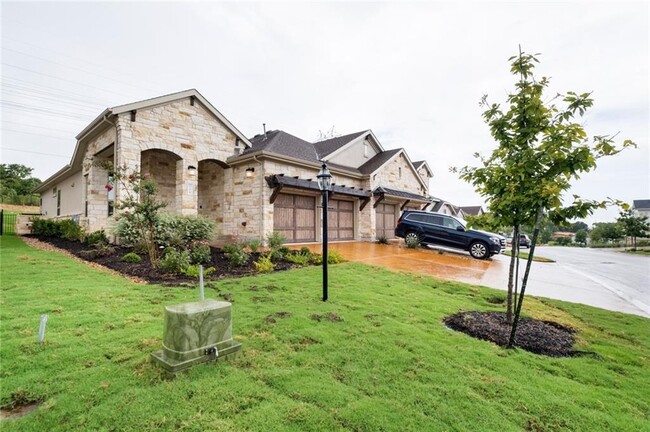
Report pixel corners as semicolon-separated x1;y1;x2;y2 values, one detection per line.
141;149;183;212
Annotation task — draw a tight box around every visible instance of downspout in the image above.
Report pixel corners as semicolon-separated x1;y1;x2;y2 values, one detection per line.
252;155;264;242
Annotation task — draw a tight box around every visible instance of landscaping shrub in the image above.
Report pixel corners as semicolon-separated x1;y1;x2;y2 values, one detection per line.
30;218;62;237
555;237;573;246
377;235;389;244
59;219;84;241
222;243;249;267
156;214;216;249
93;242;115;258
310;253;323;265
285;250;311;266
120;252;142;263
189;242;212;265
246;239;262;253
159;247;191;274
254;256;274;273
266;231;286;249
112;216;142;247
84;229;108;246
299;246;312;255
328;249;345;264
183;265;216;278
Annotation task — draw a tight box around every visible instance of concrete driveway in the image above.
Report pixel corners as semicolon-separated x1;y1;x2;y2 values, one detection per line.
293;242;649;318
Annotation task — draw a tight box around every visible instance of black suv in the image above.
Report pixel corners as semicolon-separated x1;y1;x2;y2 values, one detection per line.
395;211;506;259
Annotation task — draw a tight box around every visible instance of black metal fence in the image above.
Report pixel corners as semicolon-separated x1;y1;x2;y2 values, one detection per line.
0;210;18;236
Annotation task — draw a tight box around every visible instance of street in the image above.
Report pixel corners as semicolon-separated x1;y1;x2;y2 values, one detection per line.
475;246;650;318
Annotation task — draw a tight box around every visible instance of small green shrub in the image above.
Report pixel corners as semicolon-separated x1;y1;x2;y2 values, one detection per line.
85;230;109;246
310;253;323;265
30;218;62;237
120;252;142;263
254;256;274;273
93;242;115;257
156;214;216;249
59;220;83;241
555;237;573;246
376;236;389;245
189;243;212;265
222;243;249;267
285;252;311;266
266;232;286;249
328;249;345;264
159;247;191;274
112;215;142;247
299;246;312;255
183;265;216;278
246;239;262;253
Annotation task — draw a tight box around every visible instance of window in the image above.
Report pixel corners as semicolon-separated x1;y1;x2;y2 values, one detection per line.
427;215;443;226
364;143;369;158
56;190;61;216
398;167;402;178
83;174;89;217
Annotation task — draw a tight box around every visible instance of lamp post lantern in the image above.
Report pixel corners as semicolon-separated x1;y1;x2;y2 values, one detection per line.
317;163;332;301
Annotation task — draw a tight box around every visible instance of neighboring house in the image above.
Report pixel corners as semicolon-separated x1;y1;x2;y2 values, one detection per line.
36;89;434;243
430;200;460;217
633;199;650;220
459;206;485;217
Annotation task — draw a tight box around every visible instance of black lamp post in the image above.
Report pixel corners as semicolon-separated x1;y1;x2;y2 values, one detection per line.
317;163;332;302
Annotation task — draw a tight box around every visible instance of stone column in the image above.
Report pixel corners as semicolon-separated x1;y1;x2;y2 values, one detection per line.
176;159;198;215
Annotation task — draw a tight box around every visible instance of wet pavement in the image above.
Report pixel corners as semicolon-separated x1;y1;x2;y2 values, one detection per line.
292;242;650;318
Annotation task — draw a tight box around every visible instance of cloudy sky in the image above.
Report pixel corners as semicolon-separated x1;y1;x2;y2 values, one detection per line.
2;1;648;224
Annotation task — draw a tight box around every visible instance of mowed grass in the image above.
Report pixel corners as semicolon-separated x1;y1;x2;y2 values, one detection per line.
503;250;555;263
1;236;649;431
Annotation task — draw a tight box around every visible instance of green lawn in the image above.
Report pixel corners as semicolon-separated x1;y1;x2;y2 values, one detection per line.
1;236;649;431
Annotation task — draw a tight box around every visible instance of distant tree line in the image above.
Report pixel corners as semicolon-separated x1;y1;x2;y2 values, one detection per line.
0;164;42;206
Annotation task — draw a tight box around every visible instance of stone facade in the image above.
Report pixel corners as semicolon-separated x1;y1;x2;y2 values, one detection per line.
39;90;434;244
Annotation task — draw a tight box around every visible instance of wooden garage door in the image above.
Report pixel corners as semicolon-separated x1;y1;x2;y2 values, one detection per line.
273;193;316;243
376;203;396;239
328;199;355;241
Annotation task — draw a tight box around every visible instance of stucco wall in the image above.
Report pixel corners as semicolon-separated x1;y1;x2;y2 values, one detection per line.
327;137;378;168
40;171;84;218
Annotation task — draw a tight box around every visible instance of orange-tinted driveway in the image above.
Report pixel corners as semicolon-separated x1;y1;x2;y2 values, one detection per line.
291;241;507;284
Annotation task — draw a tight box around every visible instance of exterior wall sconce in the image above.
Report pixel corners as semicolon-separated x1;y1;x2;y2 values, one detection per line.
188;165;197;176
317;163;333;302
245;167;255;178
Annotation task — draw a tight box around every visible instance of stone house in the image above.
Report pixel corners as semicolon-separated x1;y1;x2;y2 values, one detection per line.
36;89;434;243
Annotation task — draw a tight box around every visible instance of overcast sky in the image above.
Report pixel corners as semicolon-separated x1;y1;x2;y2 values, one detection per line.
1;1;648;224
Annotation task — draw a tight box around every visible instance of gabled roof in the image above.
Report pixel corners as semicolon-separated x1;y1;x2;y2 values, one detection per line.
313;131;368;158
37;89;250;193
633;199;650;210
76;89;251;147
245;130;319;163
459;206;484;216
358;149;401;174
413;160;433;178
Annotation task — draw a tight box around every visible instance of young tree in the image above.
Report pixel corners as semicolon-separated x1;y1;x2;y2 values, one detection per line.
454;48;634;346
617;209;649;250
590;222;624;244
94;161;167;266
574;229;588;246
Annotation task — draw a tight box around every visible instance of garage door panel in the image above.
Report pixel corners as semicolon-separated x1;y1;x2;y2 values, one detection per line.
273;193;315;243
376;203;396;239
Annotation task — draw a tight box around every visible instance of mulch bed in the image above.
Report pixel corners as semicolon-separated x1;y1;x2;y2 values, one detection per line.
444;311;579;357
25;235;297;285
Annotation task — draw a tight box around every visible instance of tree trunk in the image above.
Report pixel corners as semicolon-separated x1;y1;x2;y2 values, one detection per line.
506;224;519;324
508;208;543;348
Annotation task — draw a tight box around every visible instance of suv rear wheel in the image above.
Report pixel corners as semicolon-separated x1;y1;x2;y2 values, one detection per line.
469;241;489;259
404;231;421;246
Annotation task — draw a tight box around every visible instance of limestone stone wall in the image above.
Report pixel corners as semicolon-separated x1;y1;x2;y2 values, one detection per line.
372;153;426;196
198;160;225;233
141;150;180;211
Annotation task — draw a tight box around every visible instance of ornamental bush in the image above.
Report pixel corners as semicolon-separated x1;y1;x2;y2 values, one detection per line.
254;256;274;273
189;242;212;265
59;219;84;241
120;252;142;263
30;218;61;237
156;214;215;249
158;247;191;274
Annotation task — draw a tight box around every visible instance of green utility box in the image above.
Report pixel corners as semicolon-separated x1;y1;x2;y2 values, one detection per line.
151;300;241;373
